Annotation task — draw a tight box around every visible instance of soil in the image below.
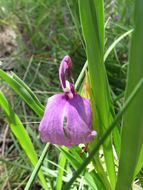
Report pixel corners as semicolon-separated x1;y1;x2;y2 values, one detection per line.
0;24;17;70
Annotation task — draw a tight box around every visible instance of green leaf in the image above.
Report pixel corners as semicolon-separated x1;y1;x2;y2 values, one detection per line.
104;29;133;62
0;91;48;190
56;153;66;190
24;143;49;190
66;0;85;50
12;73;44;111
0;69;44;117
58;146;106;190
79;0;116;187
116;0;143;190
135;147;143;176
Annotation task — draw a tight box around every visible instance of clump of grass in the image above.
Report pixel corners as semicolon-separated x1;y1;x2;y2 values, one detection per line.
1;0;142;190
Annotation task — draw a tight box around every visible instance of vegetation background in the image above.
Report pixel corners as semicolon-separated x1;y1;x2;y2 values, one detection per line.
0;0;141;190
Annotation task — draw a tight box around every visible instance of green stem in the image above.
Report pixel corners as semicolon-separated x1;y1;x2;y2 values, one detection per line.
93;157;112;190
24;143;49;190
75;61;88;91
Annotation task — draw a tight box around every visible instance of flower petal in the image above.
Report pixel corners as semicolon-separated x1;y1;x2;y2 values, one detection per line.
39;94;72;146
65;94;96;145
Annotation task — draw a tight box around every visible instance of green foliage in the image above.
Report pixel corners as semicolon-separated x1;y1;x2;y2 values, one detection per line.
0;70;44;117
116;0;143;189
63;78;143;189
0;0;143;189
56;153;66;190
0;91;48;190
79;0;116;188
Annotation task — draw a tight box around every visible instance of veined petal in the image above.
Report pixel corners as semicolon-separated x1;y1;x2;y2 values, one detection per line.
39;94;71;146
65;94;96;145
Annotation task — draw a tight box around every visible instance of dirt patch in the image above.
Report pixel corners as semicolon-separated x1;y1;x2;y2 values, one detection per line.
0;25;17;57
0;24;18;70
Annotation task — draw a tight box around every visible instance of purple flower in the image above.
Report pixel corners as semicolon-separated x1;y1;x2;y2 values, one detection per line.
39;55;96;147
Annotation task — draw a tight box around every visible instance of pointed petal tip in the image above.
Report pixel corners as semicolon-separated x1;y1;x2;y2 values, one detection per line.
90;130;97;137
87;130;97;141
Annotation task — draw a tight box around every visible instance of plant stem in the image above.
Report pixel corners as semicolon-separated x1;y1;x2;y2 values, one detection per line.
24;143;49;190
75;61;88;91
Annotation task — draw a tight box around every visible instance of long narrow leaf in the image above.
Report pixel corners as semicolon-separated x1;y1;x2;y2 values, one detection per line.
0;91;48;190
104;29;133;62
12;73;44;111
79;0;116;187
56;153;66;190
66;0;85;49
116;0;143;189
135;147;143;176
0;69;44;117
58;147;106;190
24;143;49;190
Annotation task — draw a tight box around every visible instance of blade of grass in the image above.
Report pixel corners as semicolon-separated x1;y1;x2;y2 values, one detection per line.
79;0;116;187
75;61;88;91
57;146;107;190
135;147;143;176
12;73;44;111
104;29;133;62
0;91;48;190
56;153;66;190
63;77;143;190
116;0;143;189
66;0;85;50
25;143;107;190
24;143;49;190
0;69;44;117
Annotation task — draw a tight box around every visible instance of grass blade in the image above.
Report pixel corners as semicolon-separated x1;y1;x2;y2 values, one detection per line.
66;0;85;50
116;0;143;189
0;91;48;190
56;153;66;190
79;0;116;187
24;143;49;190
12;73;44;111
135;147;143;176
104;29;133;62
0;69;44;117
58;146;106;190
